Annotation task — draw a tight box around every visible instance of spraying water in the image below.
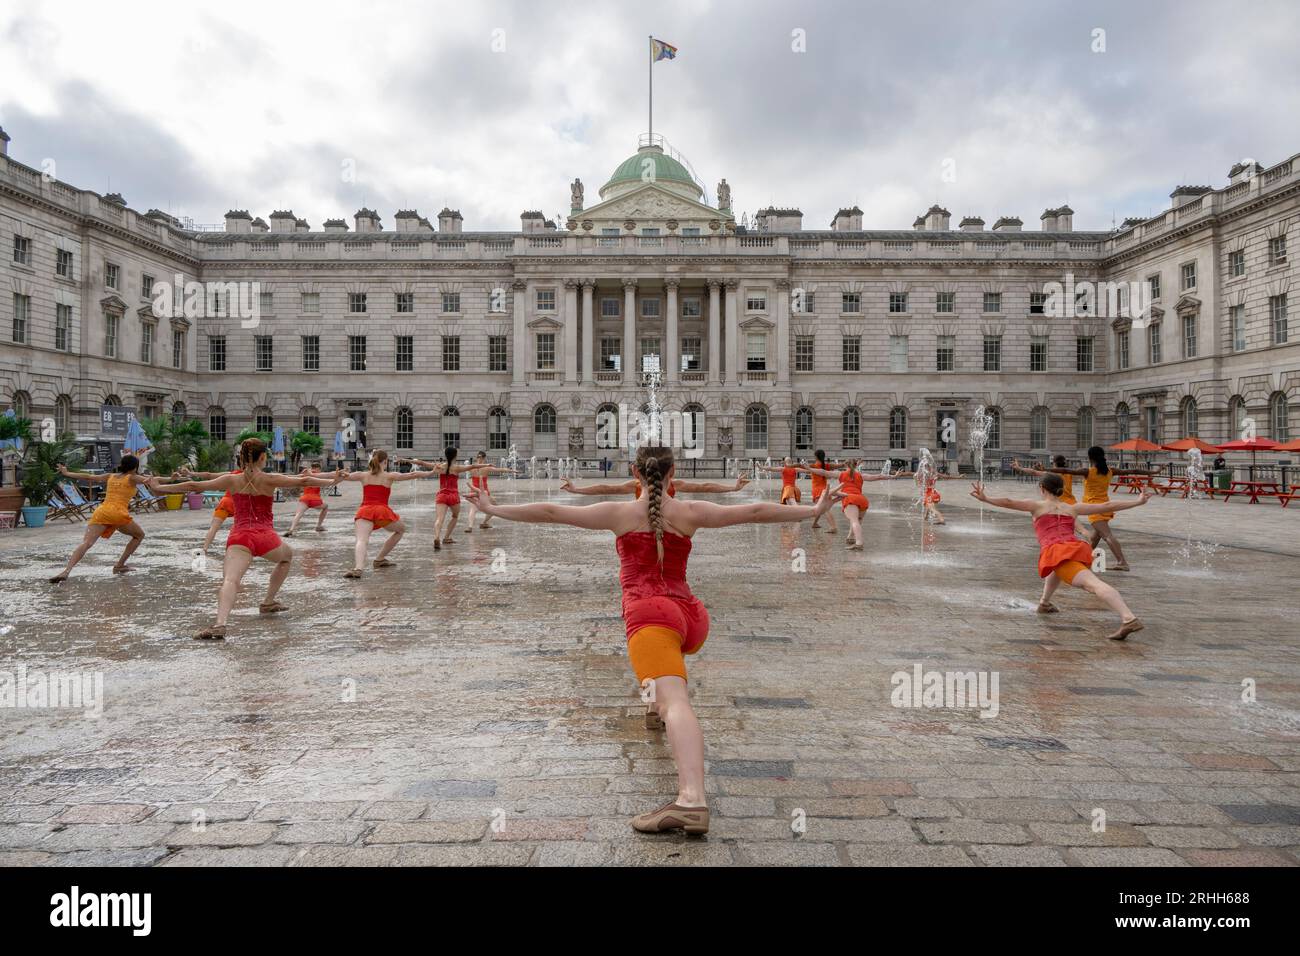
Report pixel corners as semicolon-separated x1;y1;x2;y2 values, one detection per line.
914;447;936;553
1173;448;1220;570
502;443;519;482
968;405;994;526
880;456;893;507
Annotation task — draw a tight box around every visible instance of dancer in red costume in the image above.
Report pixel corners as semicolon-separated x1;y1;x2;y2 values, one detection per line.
896;468;962;524
404;448;493;549
145;438;341;639
755;457;803;503
801;458;897;550
466;445;835;836
284;462;329;536
341;449;437;578
971;474;1148;640
462;451;515;533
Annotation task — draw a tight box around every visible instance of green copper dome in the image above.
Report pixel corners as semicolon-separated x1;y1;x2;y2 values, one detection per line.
600;146;703;199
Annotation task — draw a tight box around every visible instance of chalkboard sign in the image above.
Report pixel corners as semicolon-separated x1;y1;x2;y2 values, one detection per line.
99;405;137;438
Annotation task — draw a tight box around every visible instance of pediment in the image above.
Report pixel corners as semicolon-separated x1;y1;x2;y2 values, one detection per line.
572;183;727;229
100;294;128;315
739;315;775;330
1173;294;1201;315
527;316;563;331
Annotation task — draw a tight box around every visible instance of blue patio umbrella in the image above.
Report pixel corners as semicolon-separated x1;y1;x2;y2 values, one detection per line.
272;425;286;456
333;431;345;456
123;418;152;456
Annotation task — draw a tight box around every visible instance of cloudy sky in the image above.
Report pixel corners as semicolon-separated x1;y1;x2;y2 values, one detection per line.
2;0;1297;233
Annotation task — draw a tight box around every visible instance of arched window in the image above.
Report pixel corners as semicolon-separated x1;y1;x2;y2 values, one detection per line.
441;406;460;449
1116;402;1131;443
300;406;320;436
744;404;768;453
55;395;72;436
1228;395;1246;441
104;394;122;408
393;407;414;449
681;403;705;456
253;407;274;434
1271;391;1290;442
842;407;860;450
10;390;31;419
487;406;510;452
1030;406;1049;450
1076;407;1094;450
794;406;814;452
1181;397;1198;437
533;403;557;456
171;401;186;427
889;407;907;450
208;407;227;443
986;407;1002;449
595;402;619;450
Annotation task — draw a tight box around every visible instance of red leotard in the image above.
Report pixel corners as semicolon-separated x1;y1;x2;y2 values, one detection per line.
470;472;489;494
225;490;282;557
1033;512;1094;578
436;471;461;506
839;470;869;512
299;483;323;508
616;530;709;653
354;482;399;528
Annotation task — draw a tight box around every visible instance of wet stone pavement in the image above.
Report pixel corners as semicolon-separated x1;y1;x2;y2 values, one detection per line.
1;477;1298;867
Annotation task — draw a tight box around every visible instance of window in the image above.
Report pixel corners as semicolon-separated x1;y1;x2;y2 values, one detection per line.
105;262;119;289
1117;329;1130;369
301;411;320;436
600;297;620;318
1229;396;1246;438
441;292;460;313
488;407;510;451
1076;407;1094;449
1116;403;1131;443
983;292;1002;313
140;323;154;364
1148;274;1161;300
1182;314;1197;358
441;406;460;448
396;335;415;371
396;292;414;314
56;248;73;278
842;335;861;372
349;292;367;313
936;335;955;372
794;335;815;372
13;235;31;265
536;289;556;312
171;402;186;428
536;333;556;370
1270;294;1288;345
395;407;415;449
533;404;556;437
746;291;767;312
889;292;908;313
489;335;508;372
1029;292;1046;315
889;407;907;450
302;335;320;371
1180;261;1196;291
986;408;1001;449
1228;250;1245;277
1148;323;1162;364
598;228;620;246
842;407;860;449
1271;392;1290;442
172;328;185;369
55;304;71;351
746;333;767;371
349;335;367;371
12;294;29;344
596;402;620;449
208;335;226;371
209;411;227;443
794;407;814;451
889;335;908;373
1269;236;1288;266
639;336;661;373
641;298;661;319
256;335;273;371
439;335;459;372
1076;336;1094;372
841;292;860;314
1030;407;1048;450
301;292;320;313
936;291;955;313
141;274;154;299
983;335;1001;372
1181;397;1199;437
259;290;273;314
1231;305;1246;351
681;297;702;318
255;410;274;434
744;405;768;451
600;337;621;371
682;404;704;454
105;313;119;358
55;395;71;435
1145;406;1161;444
210;289;228;316
680;336;701;371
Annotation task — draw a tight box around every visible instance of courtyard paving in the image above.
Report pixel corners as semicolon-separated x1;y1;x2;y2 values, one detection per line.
0;476;1297;867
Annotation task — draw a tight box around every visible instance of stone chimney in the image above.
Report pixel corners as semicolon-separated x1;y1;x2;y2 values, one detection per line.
251;217;269;233
991;216;1022;233
438;208;463;234
756;207;803;231
394;209;423;233
1169;186;1212;209
354;208;382;233
224;209;253;234
103;193;127;207
269;210;297;234
323;218;348;233
1122;216;1145;229
521;210;547;234
1228;161;1263;185
0;126;9;157
923;205;950;230
959;216;985;232
295;218;310;233
1054;205;1073;231
830;206;863;232
1039;208;1059;231
913;216;926;232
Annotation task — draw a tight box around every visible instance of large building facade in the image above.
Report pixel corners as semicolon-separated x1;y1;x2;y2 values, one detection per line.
2;127;1296;466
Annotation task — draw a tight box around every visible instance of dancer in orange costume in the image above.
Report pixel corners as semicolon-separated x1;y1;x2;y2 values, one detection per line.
144;438;342;639
796;450;838;533
180;445;245;552
49;456;151;582
561;474;748;498
1033;446;1157;571
802;458;896;550
403;448;492;550
462;451;515;533
341;449;437;578
896;468;961;524
466;445;835;836
755;457;802;503
971;473;1148;640
284;462;329;536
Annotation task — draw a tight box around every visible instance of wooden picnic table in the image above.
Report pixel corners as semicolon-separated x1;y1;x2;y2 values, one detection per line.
1151;475;1215;499
1218;480;1286;504
1110;474;1154;494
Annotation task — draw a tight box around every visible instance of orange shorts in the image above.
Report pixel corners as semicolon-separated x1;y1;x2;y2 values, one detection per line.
1056;560;1089;584
628;626;699;684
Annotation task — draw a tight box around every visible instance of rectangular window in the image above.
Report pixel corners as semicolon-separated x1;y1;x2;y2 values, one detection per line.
641;298;661;319
746;291;767;312
208;335;226;372
600;337;621;371
1029;292;1046;315
1269;236;1287;266
396;335;415;371
746;333;767;371
794;335;815;372
1228;250;1245;277
209;414;227;443
440;335;459;372
536;289;556;312
349;335;367;371
1117;329;1130;369
600;297;620;318
255;335;273;371
140;323;154;364
301;292;320;313
639;336;661;373
349;292;367;313
889;292;908;313
889;335;908;373
1182;314;1197;358
141;274;154;299
1181;261;1196;290
13;235;31;265
936;335;955;372
1270;294;1289;345
1145;406;1161;444
105;314;118;358
536;332;556;370
104;262;119;289
1030;335;1048;372
1231;305;1246;352
681;296;702;318
441;292;460;313
301;414;320;437
1148;273;1161;300
172;328;186;368
1148;324;1162;364
302;335;320;371
983;335;1001;372
935;291;955;313
842;335;861;372
395;292;414;313
12;294;30;344
489;335;508;372
983;292;1002;313
841;292;860;313
55;303;71;351
681;336;701;371
1076;336;1094;372
259;290;273;314
56;248;73;278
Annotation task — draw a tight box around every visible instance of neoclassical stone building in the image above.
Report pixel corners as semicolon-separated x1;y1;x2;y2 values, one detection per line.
2;126;1296;466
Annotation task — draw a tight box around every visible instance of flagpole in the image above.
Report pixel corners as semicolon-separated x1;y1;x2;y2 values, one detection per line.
648;35;653;141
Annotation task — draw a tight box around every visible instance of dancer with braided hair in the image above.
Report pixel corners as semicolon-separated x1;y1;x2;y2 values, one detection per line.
341;449;437;578
284;462;330;536
403;447;492;550
796;450;839;533
462;451;515;533
466;445;835;836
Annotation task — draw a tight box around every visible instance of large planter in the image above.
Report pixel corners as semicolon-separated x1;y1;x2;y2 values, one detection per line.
164;493;184;511
0;486;23;524
186;492;204;510
20;505;48;528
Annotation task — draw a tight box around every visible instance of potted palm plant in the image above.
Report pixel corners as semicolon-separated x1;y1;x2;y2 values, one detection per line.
18;434;85;527
0;413;32;523
288;429;325;472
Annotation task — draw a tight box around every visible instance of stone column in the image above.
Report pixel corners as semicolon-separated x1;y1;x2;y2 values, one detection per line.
665;279;680;383
581;280;595;384
511;279;527;385
622;277;638;385
563;279;578;383
707;279;722;385
776;279;790;386
724;279;739;383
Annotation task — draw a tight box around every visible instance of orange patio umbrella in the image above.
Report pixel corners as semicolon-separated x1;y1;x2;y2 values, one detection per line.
1161;437;1222;453
1217;436;1278;480
1110;438;1163;452
1273;438;1300;452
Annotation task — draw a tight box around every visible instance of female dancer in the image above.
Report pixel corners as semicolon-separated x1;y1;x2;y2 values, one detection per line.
284;462;329;536
181;447;242;552
144;439;341;639
895;468;961;524
1013;456;1086;536
1034;446;1157;571
755;457;801;503
560;474;749;498
49;456;150;582
341;449;435;577
797;450;838;533
404;448;491;550
462;452;515;534
971;475;1148;640
466;445;835;835
801;458;896;549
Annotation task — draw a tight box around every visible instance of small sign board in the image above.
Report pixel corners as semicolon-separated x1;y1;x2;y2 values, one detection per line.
99;405;137;438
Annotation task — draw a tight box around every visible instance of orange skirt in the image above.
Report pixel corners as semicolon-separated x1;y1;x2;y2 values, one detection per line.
841;494;869;512
354;503;399;529
781;484;801;503
214;494;235;521
1038;540;1094;579
924;489;942;505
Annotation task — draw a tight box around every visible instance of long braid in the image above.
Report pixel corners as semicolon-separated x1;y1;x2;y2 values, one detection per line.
644;456;665;567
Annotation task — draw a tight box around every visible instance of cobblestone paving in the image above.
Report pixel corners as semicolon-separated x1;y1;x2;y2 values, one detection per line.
1;478;1297;866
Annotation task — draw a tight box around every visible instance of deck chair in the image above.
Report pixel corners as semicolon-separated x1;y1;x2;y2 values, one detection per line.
57;482;95;519
46;489;88;522
131;485;167;513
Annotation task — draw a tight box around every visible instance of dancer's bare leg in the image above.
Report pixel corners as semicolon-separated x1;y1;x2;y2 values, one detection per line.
844;505;864;550
348;520;373;576
1070;568;1141;637
375;519;405;564
442;503;460;541
260;543;293;605
1093;521;1130;569
653;676;706;807
50;525;108;581
929;504;946;525
286;503;308;536
1038;572;1062;612
315;504;328;531
215;546;253;627
433;503;447;548
464;501;478;533
202;514;225;551
112;521;145;572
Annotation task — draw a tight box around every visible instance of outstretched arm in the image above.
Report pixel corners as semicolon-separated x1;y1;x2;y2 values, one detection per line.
262;469;344;489
467;489;630;531
1046;465;1089;476
672;478;748;494
1011;459;1046;477
1113;467;1158;477
560;479;636;496
57;464;109;484
678;491;835;530
969;483;1038;513
147;475;233;494
797;465;839;478
1074;492;1150;515
391;469;438;482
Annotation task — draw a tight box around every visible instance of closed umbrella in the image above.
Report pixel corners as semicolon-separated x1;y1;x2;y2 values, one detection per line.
123;418;152;456
272;425;286;456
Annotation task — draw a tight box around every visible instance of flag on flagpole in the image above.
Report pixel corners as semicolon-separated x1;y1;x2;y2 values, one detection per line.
650;38;677;61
